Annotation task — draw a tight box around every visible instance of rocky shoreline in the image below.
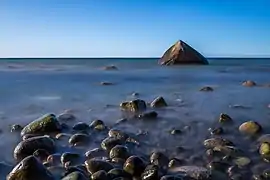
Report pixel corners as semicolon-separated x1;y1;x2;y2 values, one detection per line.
2;91;270;180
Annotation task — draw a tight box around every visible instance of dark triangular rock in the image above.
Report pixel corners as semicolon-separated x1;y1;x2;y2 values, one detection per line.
159;40;209;65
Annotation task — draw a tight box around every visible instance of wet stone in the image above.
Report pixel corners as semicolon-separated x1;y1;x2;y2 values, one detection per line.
108;128;129;140
14;135;56;162
21;113;62;136
10;124;23;132
170;129;182;135
219;113;233;123
61;152;81;166
69;133;90;146
108;168;132;179
239;121;262;135
7;155;54;180
72;122;90;131
91;170;109;180
168;158;184;168
213;145;243;157
85;159;114;174
233;157;251;168
47;153;61;166
109;145;130;160
33;149;50;162
111;158;126;168
141;164;164;180
150;96;168;108
120;99;147;112
150;151;169;168
85;148;107;159
138;111;158;119
200;86;214;92
101;137;124;151
207;161;230;172
170;165;210;180
242;80;257;87
209;127;224;135
123;156;146;177
61;171;88;180
203;137;234;149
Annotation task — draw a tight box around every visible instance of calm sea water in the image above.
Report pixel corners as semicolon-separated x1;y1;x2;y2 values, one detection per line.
0;58;270;177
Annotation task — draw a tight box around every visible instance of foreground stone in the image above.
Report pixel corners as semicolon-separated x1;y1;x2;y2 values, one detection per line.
120;99;147;112
7;155;54;180
21;114;62;137
239;121;261;135
159;40;209;65
14;135;56;162
150;96;168;108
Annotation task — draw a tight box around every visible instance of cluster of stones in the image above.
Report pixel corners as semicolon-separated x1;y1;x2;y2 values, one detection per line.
6;94;270;180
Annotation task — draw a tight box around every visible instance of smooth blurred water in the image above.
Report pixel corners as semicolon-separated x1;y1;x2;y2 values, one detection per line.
0;58;270;167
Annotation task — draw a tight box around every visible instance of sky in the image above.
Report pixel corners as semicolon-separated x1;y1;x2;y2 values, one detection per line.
0;0;270;58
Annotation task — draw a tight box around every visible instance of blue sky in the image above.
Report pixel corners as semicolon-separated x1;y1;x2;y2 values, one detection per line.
0;0;269;57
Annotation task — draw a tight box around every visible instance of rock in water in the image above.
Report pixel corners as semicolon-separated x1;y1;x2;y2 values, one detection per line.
21;113;62;136
169;166;210;179
239;121;261;135
159;40;208;65
7;155;54;180
14;135;56;162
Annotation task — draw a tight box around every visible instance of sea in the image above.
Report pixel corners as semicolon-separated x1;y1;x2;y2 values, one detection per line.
0;58;270;178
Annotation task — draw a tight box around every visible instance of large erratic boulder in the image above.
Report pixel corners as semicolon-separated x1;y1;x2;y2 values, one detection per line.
159;40;209;65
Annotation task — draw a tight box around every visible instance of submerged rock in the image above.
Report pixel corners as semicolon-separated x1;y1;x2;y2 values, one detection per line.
21;113;61;136
120;99;147;112
204;137;234;149
7;155;54;180
169;165;210;179
14;135;55;162
159;40;209;65
138;111;158;119
239;121;261;135
150;96;168;108
10;124;23;132
200;86;214;92
219;113;233;123
57;112;76;121
242;80;257;87
69;133;91;146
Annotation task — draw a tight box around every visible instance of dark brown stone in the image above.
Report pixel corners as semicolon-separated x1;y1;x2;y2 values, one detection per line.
159;40;208;65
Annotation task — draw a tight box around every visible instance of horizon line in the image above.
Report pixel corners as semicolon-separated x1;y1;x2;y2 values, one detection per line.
0;57;270;59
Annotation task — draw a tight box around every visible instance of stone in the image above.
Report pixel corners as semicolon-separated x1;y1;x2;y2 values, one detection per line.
120;99;147;112
200;86;214;92
239;121;261;135
219;113;233;123
150;97;168;108
203;137;234;149
85;159;114;174
242;80;256;87
169;165;210;179
21;113;61;136
61;171;88;180
14;135;55;162
7;155;54;180
159;40;208;65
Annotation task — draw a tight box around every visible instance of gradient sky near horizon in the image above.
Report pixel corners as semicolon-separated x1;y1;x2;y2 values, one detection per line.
0;0;270;57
